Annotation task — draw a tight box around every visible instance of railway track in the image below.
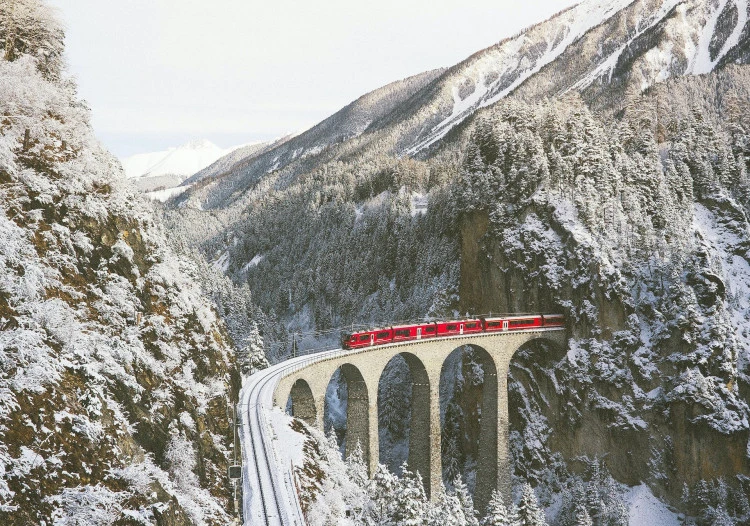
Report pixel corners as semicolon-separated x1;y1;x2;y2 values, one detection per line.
240;352;338;525
243;366;285;525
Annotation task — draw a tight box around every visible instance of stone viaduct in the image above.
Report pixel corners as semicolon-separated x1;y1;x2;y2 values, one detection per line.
273;328;566;511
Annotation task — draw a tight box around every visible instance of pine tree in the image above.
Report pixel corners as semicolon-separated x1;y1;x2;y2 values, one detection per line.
481;489;513;526
574;502;593;526
368;464;398;524
613;500;629;525
346;440;368;490
427;487;467;526
238;320;268;375
516;483;547;526
453;476;479;526
393;463;428;526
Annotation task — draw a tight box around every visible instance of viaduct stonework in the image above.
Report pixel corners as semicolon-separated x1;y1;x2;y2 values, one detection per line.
273;328;566;511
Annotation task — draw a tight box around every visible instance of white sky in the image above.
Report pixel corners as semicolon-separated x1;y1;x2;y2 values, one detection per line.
48;0;578;157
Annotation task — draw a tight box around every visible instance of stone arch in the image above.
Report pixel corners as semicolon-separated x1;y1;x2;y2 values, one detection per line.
287;378;316;426
324;363;370;464
377;352;432;495
439;344;498;508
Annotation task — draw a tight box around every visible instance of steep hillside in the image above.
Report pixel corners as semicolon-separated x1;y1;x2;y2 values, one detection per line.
176;68;444;210
452;69;750;520
0;3;239;524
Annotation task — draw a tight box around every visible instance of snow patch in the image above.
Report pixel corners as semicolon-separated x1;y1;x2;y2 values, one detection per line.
243;254;264;272
625;484;680;525
145;185;192;202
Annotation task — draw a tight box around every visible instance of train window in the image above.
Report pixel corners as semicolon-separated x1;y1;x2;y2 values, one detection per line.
377;331;390;339
509;319;533;327
466;322;477;329
487;321;501;328
447;324;457;331
360;335;370;342
425;327;436;333
395;329;410;337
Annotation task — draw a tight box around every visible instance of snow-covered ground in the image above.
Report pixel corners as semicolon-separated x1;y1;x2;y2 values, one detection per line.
144;184;192;202
626;485;681;525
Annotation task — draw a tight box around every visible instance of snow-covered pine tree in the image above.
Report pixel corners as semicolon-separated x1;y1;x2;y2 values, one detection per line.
238;319;268;375
574;502;593;526
516;483;547;526
393;462;428;526
346;440;368;489
453;475;479;526
481;488;513;526
368;464;399;524
427;487;467;526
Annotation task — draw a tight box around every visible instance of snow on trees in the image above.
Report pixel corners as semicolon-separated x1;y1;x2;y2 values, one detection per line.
453;476;479;526
481;489;514;526
238;319;268;375
516;483;547;526
0;0;63;79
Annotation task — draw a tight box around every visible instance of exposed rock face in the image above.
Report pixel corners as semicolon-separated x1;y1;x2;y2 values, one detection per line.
0;5;239;524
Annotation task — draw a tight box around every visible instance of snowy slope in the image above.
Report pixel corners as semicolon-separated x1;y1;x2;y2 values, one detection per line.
406;0;750;154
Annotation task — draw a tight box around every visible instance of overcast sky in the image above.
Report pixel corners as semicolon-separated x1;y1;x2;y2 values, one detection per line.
48;0;578;158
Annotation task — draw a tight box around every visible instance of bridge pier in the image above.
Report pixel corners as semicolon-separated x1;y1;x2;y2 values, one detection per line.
427;381;442;500
367;381;380;476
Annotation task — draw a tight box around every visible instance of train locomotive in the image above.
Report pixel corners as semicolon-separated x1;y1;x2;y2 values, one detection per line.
341;314;564;350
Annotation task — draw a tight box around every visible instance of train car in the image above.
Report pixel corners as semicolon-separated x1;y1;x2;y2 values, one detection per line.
482;317;506;332
342;314;563;349
542;314;565;327
392;323;438;342
506;315;543;330
341;331;372;349
435;319;483;337
342;327;394;349
482;315;545;332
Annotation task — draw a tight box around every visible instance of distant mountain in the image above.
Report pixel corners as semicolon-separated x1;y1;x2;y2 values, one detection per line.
175;69;445;209
174;0;750;213
121;139;245;192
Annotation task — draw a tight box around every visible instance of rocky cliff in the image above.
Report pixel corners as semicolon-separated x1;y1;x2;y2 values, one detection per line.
0;2;240;524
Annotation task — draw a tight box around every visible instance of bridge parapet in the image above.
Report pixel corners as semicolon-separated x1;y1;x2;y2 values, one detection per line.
274;328;566;511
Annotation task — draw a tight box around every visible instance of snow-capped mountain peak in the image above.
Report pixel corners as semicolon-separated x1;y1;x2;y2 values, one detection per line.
121;138;232;180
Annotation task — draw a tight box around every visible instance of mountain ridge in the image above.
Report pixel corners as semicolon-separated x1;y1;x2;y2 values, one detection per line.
171;0;750;216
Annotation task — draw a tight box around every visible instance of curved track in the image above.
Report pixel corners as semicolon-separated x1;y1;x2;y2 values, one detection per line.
240;351;339;525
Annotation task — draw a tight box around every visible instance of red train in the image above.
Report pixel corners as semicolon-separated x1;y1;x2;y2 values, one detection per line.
341;314;564;350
